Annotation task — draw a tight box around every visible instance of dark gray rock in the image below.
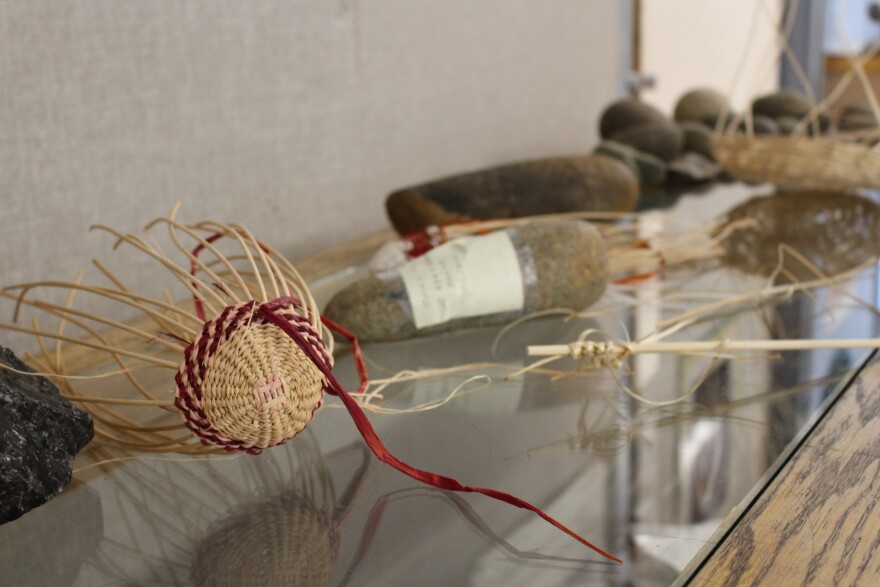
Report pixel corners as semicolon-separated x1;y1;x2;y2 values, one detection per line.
0;346;93;524
738;115;779;135
674;88;730;125
839;105;878;132
599;99;668;138
610;121;685;162
775;115;800;135
668;152;722;184
385;155;639;233
594;140;667;184
751;91;831;133
752;90;812;119
679;121;716;160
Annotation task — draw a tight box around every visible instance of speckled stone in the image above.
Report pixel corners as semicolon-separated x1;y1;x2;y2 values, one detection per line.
385;155;639;234
324;221;609;342
599;99;668;138
609;121;685;162
594;140;667;184
678;121;715;160
0;346;93;524
674;88;730;126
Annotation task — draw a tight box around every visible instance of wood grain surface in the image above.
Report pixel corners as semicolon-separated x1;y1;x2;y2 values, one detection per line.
690;351;880;586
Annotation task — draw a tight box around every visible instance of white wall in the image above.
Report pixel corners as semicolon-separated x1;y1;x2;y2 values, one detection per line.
0;1;625;351
640;0;782;114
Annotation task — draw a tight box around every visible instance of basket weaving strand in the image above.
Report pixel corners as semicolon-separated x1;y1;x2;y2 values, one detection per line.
0;208;621;563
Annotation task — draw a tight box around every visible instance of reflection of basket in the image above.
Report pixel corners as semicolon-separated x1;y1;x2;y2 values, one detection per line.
720;190;880;279
712;135;880;190
192;492;339;587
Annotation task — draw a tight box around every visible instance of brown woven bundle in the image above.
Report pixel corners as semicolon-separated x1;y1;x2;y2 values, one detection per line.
719;190;880;279
712;134;880;191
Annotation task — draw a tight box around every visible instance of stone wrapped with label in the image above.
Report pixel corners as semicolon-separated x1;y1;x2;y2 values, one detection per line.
324;220;608;342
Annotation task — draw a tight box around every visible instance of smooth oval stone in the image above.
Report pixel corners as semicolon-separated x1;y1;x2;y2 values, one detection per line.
771;115;832;136
667;152;722;184
678;121;715;160
385;155;639;234
738;115;779;136
594;140;667;184
775;115;800;135
839;105;878;131
599;99;668;138
752;90;812;119
752;91;832;133
610;121;685;161
674;88;731;125
324;221;609;342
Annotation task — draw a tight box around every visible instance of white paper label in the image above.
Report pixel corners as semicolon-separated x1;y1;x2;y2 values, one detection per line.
398;231;525;329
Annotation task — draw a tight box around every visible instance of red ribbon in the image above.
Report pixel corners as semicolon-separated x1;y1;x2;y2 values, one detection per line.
258;299;621;563
189;233;620;563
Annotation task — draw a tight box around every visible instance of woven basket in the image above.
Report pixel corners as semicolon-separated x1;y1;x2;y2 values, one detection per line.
720;190;880;280
712;134;880;191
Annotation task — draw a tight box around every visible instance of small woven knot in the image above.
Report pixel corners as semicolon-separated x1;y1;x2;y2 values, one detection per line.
175;299;331;454
568;340;630;370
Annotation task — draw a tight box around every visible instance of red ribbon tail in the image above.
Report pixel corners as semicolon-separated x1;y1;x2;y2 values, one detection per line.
329;382;622;563
320;315;370;395
257;305;621;564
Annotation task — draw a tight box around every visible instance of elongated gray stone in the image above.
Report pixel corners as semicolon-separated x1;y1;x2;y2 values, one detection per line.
385;155;639;234
325;221;608;342
610;121;685;162
0;346;93;524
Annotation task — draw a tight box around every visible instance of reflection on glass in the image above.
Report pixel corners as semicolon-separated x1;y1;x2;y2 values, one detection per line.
2;183;878;586
720;190;880;279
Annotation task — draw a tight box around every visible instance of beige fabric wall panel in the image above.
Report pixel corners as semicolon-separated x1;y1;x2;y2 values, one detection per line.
0;1;623;350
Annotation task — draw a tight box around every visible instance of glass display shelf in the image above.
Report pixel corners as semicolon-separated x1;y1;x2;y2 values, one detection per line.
1;182;877;586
